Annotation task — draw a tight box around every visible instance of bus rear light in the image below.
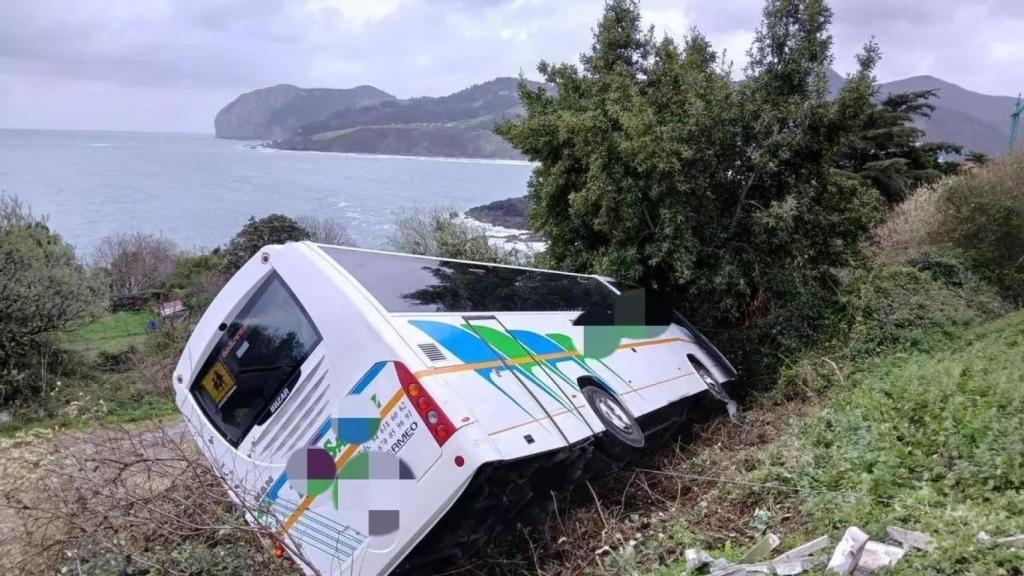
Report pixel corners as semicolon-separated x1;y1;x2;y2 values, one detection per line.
395;362;455;447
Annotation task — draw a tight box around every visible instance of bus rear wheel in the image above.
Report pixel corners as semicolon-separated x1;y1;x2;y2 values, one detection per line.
582;386;645;448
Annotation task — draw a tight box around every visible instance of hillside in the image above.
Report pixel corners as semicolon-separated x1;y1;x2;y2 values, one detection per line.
270;77;539;159
876;75;1018;156
216;73;1018;160
214;84;395;140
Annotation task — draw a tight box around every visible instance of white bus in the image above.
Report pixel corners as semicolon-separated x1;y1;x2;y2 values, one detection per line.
172;242;736;575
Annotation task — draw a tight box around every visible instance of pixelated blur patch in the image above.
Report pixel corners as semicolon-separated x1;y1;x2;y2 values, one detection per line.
285;447;336;498
573;288;673;358
333;416;381;445
334;370;384;445
337;451;414;536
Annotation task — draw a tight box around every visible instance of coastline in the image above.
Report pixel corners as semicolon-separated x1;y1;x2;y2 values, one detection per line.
246;141;537;167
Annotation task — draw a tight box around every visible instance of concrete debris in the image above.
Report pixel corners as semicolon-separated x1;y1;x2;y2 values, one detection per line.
739;533;782;564
886;526;936;551
709;557;733;571
688;526;940;576
996;534;1024;549
826;527;869;575
853;541;906;575
707;557;821;576
686;548;715;572
775;536;832;561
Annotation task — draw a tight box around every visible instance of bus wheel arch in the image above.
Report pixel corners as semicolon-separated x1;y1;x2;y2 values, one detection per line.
578;376;645;448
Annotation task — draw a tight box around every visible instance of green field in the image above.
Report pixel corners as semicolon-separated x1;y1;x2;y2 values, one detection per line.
62;310;155;356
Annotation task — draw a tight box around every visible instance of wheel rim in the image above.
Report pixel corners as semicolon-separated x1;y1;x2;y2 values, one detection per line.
596;395;633;433
583;387;645;447
697;366;726;399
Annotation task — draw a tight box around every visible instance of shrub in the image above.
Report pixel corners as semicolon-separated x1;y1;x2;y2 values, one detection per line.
871;180;944;264
938;147;1024;304
220;214;308;275
91;232;178;299
838;260;1007;356
295;214;354;246
168;252;226;312
388;208;529;264
0;196;107;405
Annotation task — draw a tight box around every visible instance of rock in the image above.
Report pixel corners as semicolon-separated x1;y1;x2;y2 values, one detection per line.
775;536;832;561
997;534;1024;549
854;541;906;574
886;526;935;551
739;533;782;564
465;196;533;231
772;556;822;575
976;531;992;543
685;548;715;572
827;527;870;575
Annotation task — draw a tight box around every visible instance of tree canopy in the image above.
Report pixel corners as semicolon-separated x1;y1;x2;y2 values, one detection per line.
498;0;885;372
220;214;309;275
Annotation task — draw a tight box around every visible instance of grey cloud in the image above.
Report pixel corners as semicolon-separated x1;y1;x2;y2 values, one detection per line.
0;0;1021;133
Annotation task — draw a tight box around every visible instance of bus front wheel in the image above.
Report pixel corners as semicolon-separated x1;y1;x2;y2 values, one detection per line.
582;386;645;448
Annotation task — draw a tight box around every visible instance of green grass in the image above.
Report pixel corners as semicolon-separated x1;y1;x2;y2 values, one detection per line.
776;310;1024;573
0;392;177;438
63;310;155;355
635;310;1024;575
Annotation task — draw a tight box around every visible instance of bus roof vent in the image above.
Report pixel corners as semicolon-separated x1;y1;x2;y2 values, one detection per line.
417;343;448;363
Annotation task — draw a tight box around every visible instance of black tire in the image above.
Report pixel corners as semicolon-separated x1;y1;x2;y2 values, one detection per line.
691;359;738;419
582;386;645;448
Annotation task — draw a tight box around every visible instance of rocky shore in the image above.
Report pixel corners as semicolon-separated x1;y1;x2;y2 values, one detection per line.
465;196;532;231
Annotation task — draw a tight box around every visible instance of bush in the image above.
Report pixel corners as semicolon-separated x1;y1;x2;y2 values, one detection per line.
838;259;1007;356
388;208;529;264
220;214;308;275
0;196;107;405
168;252;225;312
875;149;1024;305
938;147;1024;303
91;232;178;300
871;180;944;264
295;214;354;246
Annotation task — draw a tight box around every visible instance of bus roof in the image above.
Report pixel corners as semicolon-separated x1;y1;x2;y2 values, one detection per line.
308;243;617;315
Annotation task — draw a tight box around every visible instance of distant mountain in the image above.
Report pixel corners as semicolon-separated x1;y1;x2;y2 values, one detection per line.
270;77;540;159
216;73;1018;160
874;75;1017;157
214;84;395;140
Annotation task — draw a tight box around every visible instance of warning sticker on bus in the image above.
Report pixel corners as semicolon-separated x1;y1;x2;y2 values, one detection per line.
200;361;237;406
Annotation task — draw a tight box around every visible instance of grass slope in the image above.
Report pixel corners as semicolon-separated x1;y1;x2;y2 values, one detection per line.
637;311;1024;574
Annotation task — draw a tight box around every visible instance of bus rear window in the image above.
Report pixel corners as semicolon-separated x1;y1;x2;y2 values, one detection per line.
190;273;321;447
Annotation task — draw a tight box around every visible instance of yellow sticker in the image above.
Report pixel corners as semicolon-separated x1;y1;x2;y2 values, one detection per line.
200;361;237;405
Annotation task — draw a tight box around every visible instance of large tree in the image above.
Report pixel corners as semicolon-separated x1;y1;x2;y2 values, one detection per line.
839;88;962;204
497;0;882;372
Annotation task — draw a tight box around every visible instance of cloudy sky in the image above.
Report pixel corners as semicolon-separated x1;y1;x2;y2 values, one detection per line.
1;0;1021;134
